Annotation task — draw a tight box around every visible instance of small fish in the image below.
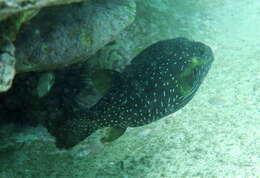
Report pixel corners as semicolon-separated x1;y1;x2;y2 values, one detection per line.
37;72;55;98
47;37;214;148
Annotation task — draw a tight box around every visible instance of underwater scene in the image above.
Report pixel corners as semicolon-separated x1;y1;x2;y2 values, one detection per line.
0;0;259;177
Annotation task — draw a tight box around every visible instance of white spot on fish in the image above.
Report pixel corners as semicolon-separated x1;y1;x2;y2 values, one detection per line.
161;102;164;107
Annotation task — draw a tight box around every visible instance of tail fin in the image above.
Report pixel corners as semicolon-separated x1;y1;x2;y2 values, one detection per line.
46;110;97;149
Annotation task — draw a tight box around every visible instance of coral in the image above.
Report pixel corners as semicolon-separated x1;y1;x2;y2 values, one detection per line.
0;40;15;92
0;0;82;22
14;0;136;72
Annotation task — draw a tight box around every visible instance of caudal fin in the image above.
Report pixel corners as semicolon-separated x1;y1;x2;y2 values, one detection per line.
46;110;97;149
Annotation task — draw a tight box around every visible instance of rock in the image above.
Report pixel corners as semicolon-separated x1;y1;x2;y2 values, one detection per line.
0;0;82;22
0;9;39;93
0;40;15;92
0;9;39;42
14;0;136;73
88;0;208;71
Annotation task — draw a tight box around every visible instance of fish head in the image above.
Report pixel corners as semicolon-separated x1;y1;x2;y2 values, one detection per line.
173;40;214;98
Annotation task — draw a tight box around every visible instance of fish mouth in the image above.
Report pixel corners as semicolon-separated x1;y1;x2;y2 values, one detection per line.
194;41;214;65
192;41;214;78
176;41;214;100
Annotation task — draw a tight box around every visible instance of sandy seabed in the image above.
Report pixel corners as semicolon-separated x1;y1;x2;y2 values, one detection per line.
0;0;259;177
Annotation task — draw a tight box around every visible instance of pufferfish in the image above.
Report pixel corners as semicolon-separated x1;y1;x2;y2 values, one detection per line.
47;37;214;148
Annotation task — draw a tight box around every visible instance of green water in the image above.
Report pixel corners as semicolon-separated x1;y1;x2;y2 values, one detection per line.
0;0;259;177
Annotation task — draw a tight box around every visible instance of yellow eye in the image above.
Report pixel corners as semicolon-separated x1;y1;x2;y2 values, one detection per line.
191;57;199;66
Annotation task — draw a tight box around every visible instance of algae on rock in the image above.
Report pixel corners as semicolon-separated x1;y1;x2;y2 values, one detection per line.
0;40;15;92
14;0;136;72
0;0;83;22
0;9;39;92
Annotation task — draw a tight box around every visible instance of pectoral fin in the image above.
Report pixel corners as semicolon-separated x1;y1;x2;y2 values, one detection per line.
101;127;127;143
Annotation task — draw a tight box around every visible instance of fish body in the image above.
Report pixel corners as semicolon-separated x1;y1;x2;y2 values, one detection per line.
49;38;214;148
